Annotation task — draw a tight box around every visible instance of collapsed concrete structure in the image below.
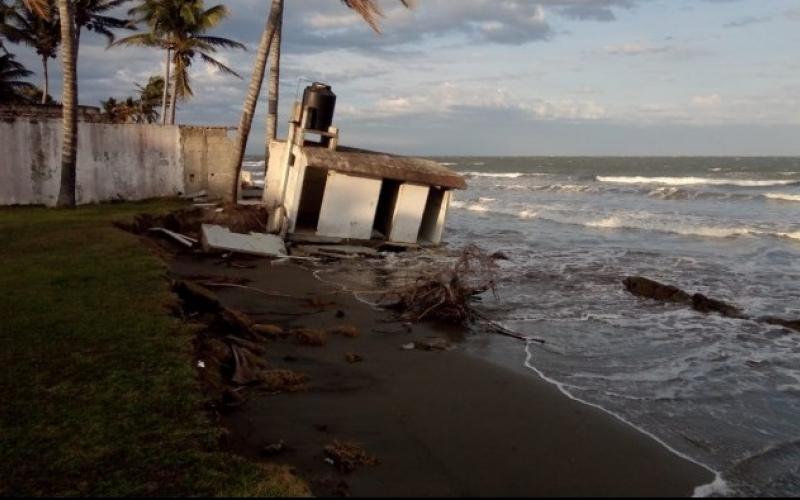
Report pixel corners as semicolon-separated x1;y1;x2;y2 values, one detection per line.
263;84;466;246
264;142;466;245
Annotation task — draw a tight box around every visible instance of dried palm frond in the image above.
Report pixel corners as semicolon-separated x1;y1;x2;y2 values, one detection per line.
380;245;498;324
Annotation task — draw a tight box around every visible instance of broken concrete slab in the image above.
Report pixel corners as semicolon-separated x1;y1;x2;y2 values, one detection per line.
147;227;198;248
201;224;287;258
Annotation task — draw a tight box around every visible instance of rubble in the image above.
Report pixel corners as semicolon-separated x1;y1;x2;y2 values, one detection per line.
201;224;287;258
323;440;379;473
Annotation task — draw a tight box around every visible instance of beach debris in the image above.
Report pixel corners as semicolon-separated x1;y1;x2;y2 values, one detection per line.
380;245;497;324
490;250;510;261
323;440;379;473
344;353;364;363
231;344;268;385
147;227;198;248
623;276;691;304
292;328;328;346
122;205;270;241
401;342;415;350
624;276;800;332
221;387;247;408
197;360;205;369
413;338;453;351
259;369;310;392
759;317;800;333
260;440;287;456
253;323;286;339
201;224;287;258
328;325;360;338
295;244;379;259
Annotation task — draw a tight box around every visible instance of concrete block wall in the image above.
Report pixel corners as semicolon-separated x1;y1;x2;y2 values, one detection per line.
0;114;236;206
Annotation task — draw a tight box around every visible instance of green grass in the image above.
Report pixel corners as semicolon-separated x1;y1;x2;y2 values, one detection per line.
0;200;307;496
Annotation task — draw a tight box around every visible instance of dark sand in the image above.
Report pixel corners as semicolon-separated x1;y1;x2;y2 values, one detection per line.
171;255;714;497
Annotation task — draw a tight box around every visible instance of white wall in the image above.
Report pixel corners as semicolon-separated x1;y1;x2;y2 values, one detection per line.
0;118;237;206
389;183;429;244
316;171;382;240
0;118;183;206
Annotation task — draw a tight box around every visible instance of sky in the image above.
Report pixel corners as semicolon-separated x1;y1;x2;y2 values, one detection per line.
9;0;800;156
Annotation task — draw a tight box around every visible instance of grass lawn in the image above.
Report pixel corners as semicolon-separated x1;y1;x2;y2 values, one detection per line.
0;200;307;496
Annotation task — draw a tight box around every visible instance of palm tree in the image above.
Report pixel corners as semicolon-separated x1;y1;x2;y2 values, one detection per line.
72;0;133;59
117;0;244;125
264;0;281;145
21;0;76;206
3;0;60;104
0;51;36;102
227;0;412;202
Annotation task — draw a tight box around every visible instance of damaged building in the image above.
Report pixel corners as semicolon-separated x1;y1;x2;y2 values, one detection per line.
263;83;466;246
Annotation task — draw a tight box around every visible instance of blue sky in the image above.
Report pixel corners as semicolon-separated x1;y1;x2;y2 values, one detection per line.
9;0;800;155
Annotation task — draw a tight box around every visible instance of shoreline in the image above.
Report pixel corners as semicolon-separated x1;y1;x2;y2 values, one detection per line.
171;253;716;496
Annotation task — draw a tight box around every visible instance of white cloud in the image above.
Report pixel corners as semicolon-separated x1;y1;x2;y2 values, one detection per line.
691;94;722;106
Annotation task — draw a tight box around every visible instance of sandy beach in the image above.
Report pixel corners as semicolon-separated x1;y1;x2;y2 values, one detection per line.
170;254;715;497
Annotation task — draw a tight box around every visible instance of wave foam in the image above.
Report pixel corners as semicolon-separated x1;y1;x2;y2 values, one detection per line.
597;176;798;188
464;171;525;179
765;193;800;203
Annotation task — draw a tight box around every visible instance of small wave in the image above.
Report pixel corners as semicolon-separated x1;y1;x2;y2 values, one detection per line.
597;176;798;188
765;193;800;203
439;162;458;166
464;171;525;179
586;216;622;229
242;160;265;168
776;231;800;241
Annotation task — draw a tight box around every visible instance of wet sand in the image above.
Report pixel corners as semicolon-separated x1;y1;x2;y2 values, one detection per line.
171;255;714;497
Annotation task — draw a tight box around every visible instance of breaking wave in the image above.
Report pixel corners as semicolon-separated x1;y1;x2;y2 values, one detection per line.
597;176;799;188
765;193;800;203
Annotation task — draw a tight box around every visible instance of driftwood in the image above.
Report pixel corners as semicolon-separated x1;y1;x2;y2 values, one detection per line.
380;245;497;323
624;276;799;333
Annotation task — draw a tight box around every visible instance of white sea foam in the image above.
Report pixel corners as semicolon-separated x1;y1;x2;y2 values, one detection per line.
597;176;797;187
242;160;265;168
586;216;623;229
464;171;526;178
439;162;458;166
776;231;800;241
765;193;800;202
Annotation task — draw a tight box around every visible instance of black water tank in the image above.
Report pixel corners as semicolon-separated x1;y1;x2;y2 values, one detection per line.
302;82;336;131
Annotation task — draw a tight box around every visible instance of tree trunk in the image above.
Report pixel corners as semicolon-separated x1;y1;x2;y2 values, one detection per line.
168;60;177;125
227;0;282;203
56;0;77;207
161;47;170;125
41;56;48;104
265;0;283;147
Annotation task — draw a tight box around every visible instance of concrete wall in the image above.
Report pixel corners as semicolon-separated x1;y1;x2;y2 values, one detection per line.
179;126;236;199
389;183;429;244
317;171;382;240
0;115;236;206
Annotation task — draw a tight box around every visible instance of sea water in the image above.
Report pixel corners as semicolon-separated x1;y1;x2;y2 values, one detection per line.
312;156;800;496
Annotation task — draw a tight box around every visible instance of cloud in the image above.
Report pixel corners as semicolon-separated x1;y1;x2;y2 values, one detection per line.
723;16;771;28
691;94;722;106
604;43;670;56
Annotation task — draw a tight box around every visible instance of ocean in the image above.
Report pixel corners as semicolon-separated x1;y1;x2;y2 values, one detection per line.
313;156;800;496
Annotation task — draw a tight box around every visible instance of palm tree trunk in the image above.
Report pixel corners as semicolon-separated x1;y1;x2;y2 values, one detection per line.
56;0;77;207
41;55;48;104
161;47;170;125
265;0;283;146
227;0;282;202
168;60;177;125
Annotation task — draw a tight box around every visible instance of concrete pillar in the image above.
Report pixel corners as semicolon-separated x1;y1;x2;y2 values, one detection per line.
389;183;429;244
